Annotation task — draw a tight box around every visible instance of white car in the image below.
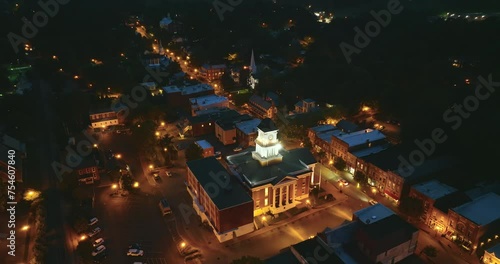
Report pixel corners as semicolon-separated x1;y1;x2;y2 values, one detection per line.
92;238;104;247
127;248;144;256
92;245;106;256
87;227;101;238
369;200;378;205
165;171;172;177
233;147;242;152
88;217;98;226
339;179;349;186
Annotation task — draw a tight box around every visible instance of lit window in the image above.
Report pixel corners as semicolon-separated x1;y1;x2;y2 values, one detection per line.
264;198;268;206
265;187;268;196
202;125;204;127
209;123;212;126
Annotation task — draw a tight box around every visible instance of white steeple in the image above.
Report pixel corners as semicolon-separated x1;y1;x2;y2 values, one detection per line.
249;49;257;75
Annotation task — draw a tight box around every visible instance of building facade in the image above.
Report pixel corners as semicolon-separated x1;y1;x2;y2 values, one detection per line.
195;140;214;158
89;109;119;129
248;94;277;119
200;64;226;81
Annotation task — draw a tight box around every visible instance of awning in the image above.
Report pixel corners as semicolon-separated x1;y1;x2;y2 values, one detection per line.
384;190;399;200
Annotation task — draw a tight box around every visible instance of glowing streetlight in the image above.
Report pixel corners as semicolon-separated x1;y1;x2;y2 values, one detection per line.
52;55;57;60
180;242;186;248
164;148;168;152
73;75;79;79
80;235;87;241
261;216;266;221
149;165;153;170
115;154;122;159
112;184;117;189
21;225;30;231
161;122;165;126
133;182;139;188
306;199;310;204
155;131;160;136
184;61;188;65
93;144;98;148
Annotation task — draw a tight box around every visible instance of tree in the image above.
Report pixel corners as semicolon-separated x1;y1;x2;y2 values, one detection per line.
422;245;437;258
230;255;264;264
399;196;425;219
220;70;235;91
185;143;204;161
73;216;89;234
333;158;346;171
120;174;134;191
353;171;367;184
76;239;94;263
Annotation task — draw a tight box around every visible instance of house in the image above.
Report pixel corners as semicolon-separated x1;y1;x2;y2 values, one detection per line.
248;94;277;119
265;236;344;264
195;140;214;158
75;155;100;185
293;98;317;114
447;192;500;252
483;244;500;264
190;94;229;116
89;108;119;129
186;157;254;242
324;204;419;264
200;64;226;81
308;125;339;157
163;84;214;109
159;15;183;33
409;180;458;225
214;114;252;145
226;119;318;216
235;118;261;148
185;108;241;137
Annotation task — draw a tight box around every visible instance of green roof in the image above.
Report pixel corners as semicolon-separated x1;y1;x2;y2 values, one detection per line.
187;157;253;210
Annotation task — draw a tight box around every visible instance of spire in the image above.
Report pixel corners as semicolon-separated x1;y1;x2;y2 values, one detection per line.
250;49;257;75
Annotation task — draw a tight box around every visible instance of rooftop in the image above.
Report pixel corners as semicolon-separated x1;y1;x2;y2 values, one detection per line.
486;243;500;258
202;64;226;70
452;192;500;226
318;130;343;143
195;140;212;150
249;94;273;110
351;144;390;158
187;108;240;125
359;214;419;255
290;237;344;264
354;203;395;224
190;94;228;107
303;98;315;103
412;180;457;200
433;191;472;214
235;118;261;135
309;124;338;134
257;118;277;132
336;119;360;133
186;157;253;210
265;249;300;264
162;83;213;95
465;181;500;200
334;129;386;148
216;114;252;130
227;148;316;188
324;221;361;246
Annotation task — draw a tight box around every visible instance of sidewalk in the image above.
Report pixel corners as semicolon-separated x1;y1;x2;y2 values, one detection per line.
226;195;348;247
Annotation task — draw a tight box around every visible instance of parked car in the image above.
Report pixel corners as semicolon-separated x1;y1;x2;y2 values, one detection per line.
215;151;222;160
369;200;378;205
339;179;349;186
87;227;101;238
127;249;144;256
92;245;106;256
92;238;104;247
233;147;242;152
88;217;98;226
153;173;161;182
164;171;172;177
93;251;107;263
128;243;142;250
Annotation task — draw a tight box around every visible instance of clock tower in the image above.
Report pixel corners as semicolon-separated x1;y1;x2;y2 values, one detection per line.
252;118;282;165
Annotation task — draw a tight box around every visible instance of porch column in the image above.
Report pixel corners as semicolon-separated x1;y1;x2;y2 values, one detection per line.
271;188;275;207
286;185;290;204
279;187;283;206
291;184;295;203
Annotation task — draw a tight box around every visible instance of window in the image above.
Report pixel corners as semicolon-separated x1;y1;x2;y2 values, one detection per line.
264;198;268;206
255;199;260;208
265;187;268;197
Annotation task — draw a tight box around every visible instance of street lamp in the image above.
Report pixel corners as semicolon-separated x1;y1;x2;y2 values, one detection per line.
116;154;121;159
180;242;186;248
164;148;168;152
80;235;87;241
133;182;139;188
261;216;266;222
161;122;165;126
155;131;160;137
93;144;98;148
21;225;29;231
112;184;117;189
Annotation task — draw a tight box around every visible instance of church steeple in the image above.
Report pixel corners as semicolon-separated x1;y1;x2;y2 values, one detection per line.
249;49;257;75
